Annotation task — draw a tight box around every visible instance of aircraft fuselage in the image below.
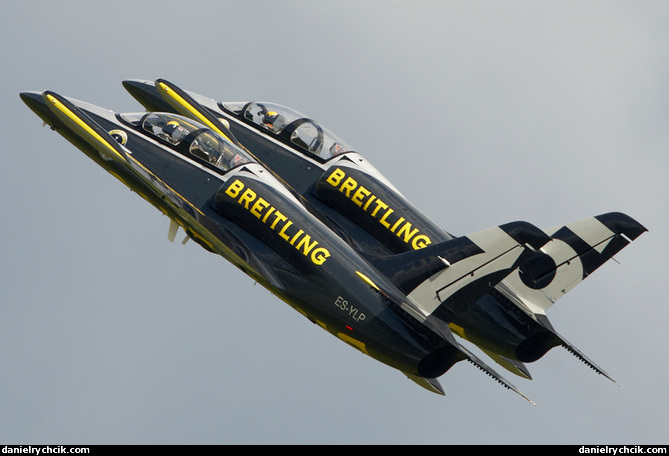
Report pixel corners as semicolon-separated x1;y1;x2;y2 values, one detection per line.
20;91;459;382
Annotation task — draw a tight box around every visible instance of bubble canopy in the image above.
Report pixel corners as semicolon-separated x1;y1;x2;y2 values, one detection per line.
222;101;354;160
121;112;254;172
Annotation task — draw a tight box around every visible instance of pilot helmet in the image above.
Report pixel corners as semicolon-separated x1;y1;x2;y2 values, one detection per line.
264;111;279;124
165;120;180;131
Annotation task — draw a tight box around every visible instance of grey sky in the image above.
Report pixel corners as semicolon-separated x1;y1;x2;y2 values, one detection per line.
1;0;667;444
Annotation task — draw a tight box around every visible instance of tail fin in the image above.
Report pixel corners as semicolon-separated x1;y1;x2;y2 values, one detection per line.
493;212;646;383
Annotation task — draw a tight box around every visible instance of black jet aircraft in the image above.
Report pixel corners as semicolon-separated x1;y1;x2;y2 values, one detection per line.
123;79;648;384
20;81;645;402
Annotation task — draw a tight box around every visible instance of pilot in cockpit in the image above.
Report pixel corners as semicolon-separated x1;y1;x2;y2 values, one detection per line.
262;110;287;133
161;120;189;145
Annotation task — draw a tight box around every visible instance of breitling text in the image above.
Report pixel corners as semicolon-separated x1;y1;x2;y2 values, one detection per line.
324;168;432;250
224;179;331;265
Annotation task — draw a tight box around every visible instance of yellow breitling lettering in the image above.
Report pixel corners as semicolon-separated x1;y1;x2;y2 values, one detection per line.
250;197;270;219
324;168;432;250
238;188;256;210
225;179;331;265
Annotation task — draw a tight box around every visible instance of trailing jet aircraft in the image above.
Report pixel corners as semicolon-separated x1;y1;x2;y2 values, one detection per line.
21;81;645;402
123;79;648;385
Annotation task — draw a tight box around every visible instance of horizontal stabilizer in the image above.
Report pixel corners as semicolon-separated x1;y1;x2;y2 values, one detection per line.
499;212;647;314
369;221;550;318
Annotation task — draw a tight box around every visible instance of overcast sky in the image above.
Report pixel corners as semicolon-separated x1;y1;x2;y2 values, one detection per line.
1;0;667;444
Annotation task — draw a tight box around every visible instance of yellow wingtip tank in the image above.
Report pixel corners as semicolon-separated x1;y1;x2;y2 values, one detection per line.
154;79;238;145
43;91;126;164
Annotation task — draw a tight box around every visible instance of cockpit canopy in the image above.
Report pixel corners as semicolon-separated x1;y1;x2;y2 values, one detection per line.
222;101;354;160
130;112;255;172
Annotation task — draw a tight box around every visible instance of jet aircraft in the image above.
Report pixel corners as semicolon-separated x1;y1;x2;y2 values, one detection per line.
21;80;646;402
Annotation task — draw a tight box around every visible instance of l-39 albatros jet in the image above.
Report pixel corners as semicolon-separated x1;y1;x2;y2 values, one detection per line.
21;80;645;402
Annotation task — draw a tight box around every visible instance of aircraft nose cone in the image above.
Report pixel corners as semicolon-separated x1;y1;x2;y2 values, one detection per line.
123;79;174;112
20;91;44;109
20;91;53;121
121;79;150;95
